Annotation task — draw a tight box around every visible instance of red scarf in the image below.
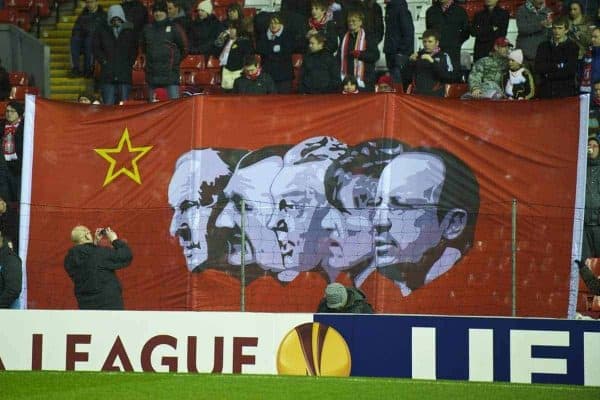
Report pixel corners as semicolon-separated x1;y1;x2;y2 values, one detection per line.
308;13;328;31
245;66;262;80
3;118;19;161
340;29;366;88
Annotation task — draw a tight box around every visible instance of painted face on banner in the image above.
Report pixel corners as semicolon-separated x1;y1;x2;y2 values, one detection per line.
215;155;284;270
168;149;232;272
268;136;347;280
373;152;447;271
321;174;378;270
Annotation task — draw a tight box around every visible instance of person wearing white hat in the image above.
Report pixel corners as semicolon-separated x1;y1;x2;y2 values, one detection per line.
188;0;221;55
504;48;535;100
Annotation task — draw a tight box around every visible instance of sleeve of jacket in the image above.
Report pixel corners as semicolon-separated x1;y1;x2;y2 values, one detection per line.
458;8;470;43
329;56;341;92
496;8;510;38
174;24;189;59
265;74;278;94
433;53;456;82
468;59;484;90
0;255;22;308
425;6;436;30
325;22;339;53
72;14;84;37
523;69;535;99
97;239;133;271
232;77;242;93
398;6;415;55
580;265;600;295
256;35;270;56
372;3;384;45
92;27;107;65
516;7;544;36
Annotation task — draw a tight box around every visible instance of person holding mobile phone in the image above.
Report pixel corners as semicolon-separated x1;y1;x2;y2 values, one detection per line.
64;225;133;310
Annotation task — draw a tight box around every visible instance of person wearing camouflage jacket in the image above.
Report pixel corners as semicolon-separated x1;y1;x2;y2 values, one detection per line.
466;36;511;98
316;283;374;313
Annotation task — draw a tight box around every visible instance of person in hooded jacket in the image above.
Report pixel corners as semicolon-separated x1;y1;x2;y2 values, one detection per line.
188;0;221;56
0;228;21;309
316;282;374;313
94;5;138;105
142;1;188;100
299;32;340;93
64;226;132;310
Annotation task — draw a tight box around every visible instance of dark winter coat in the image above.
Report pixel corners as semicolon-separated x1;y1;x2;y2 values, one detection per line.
171;14;192;36
257;28;296;83
121;0;148;41
0;241;21;308
189;15;221;55
299;49;340;93
233;72;277;94
94;22;137;84
142;18;188;86
338;30;380;91
383;0;414;57
407;49;455;97
0;66;9;101
72;6;107;39
425;2;469;71
535;38;579;98
303;20;339;54
586;156;600;225
216;37;254;71
63;239;133;310
470;6;510;61
316;287;374;313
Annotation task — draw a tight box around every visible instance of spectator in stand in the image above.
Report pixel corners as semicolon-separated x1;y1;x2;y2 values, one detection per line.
342;75;359;93
576;258;600;295
215;20;254;91
0;58;8;101
568;1;593;59
316;282;374;313
232;54;277;94
338;0;384;45
383;0;414;87
580;27;600;93
589;81;600;133
188;0;221;56
121;0;148;43
339;10;380;92
304;0;338;54
406;29;454;97
257;13;295;94
222;3;243;28
504;48;536;99
425;0;469;79
516;0;553;68
77;93;93;103
470;0;510;62
70;0;107;78
1;102;23;202
535;16;579;98
375;72;395;92
93;5;137;105
167;0;192;34
142;1;188;101
465;36;511;99
299;32;340;93
583;135;600;260
0;227;22;309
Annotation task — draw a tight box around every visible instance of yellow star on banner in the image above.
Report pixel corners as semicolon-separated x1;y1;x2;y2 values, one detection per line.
94;128;153;187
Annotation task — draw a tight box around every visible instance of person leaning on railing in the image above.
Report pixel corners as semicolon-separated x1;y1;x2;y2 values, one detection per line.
576;259;600;295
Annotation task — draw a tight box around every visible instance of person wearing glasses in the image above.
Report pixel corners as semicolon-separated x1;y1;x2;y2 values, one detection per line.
372;148;480;295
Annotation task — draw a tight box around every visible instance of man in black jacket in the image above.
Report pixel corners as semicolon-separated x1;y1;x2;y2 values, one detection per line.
142;1;188;101
94;5;138;105
70;0;107;77
535;16;579;98
0;228;22;308
406;29;455;96
425;0;469;80
470;0;510;61
64;226;133;310
233;55;277;94
383;0;414;86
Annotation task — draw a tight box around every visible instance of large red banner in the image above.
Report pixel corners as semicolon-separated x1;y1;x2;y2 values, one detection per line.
21;94;585;317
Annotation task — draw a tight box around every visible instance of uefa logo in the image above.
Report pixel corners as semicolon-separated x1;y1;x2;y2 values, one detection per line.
276;322;351;377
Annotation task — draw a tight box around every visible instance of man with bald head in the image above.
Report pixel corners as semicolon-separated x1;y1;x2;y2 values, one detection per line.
372;148;479;295
64;225;132;309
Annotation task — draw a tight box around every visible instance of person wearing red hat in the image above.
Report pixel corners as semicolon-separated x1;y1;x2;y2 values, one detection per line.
465;36;512;99
470;0;510;62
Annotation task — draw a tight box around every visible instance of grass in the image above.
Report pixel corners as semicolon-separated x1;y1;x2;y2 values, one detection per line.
0;371;599;400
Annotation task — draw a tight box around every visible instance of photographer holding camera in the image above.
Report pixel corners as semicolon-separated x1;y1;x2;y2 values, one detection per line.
64;225;132;310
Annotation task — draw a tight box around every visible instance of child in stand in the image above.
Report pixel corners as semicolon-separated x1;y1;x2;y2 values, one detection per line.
504;49;535;100
342;76;359;94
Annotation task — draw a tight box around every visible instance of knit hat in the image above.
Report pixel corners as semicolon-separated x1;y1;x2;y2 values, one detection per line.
7;101;24;117
152;1;168;13
508;49;524;65
197;0;213;15
325;283;347;309
494;37;513;48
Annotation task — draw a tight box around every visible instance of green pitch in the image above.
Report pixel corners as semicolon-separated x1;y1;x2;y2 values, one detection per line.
1;372;599;400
